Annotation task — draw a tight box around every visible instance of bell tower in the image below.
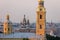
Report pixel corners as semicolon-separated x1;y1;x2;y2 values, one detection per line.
3;14;12;34
36;0;46;39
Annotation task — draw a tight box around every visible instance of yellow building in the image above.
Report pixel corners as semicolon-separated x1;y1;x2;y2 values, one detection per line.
36;0;46;40
3;14;12;34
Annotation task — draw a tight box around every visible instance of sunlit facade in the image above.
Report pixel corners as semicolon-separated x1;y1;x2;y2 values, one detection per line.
3;14;12;34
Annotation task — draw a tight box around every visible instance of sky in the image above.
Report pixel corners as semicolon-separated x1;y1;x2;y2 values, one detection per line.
0;0;60;23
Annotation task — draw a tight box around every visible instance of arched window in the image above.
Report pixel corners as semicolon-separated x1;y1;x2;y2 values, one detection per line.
8;28;10;31
5;28;6;31
40;8;42;11
40;15;42;19
40;25;42;29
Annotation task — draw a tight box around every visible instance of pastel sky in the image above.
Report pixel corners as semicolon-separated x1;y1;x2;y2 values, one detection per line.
0;0;60;23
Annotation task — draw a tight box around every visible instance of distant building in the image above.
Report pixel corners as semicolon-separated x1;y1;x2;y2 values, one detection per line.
18;15;36;33
46;22;57;37
20;15;30;28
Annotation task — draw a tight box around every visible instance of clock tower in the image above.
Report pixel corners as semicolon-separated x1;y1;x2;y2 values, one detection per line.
36;0;46;40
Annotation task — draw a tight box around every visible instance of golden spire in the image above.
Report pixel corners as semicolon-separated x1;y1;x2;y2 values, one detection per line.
38;0;44;2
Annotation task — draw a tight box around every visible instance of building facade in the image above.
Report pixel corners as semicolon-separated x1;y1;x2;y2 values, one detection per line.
3;14;12;34
36;0;46;40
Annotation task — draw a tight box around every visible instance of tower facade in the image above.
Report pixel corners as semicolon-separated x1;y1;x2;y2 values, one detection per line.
3;14;12;34
36;0;46;36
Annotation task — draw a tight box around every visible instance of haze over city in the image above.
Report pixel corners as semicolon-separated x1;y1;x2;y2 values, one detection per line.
0;0;60;23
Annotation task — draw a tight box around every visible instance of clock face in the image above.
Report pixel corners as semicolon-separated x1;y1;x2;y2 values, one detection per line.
36;8;43;12
40;7;45;12
36;7;46;12
40;8;42;11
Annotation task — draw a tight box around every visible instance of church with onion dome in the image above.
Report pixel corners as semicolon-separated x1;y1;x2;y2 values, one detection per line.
20;15;30;28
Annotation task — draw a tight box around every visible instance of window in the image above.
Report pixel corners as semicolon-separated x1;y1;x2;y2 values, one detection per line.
40;8;42;11
40;25;42;29
40;15;42;19
8;28;10;31
5;28;6;31
40;34;42;35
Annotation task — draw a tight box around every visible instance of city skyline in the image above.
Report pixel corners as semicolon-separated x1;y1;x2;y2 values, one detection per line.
0;0;60;23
